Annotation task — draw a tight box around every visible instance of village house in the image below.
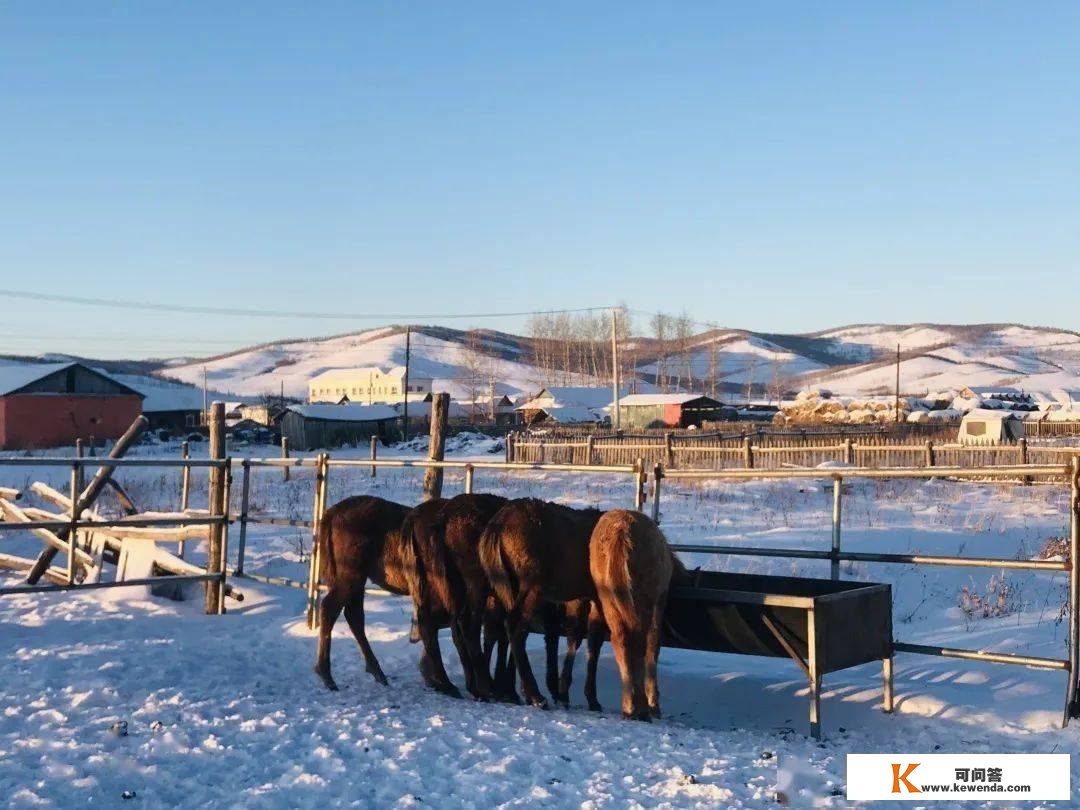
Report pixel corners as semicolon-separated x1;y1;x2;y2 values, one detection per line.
515;386;622;426
0;362;144;450
280;403;400;450
308;366;433;405
613;393;728;430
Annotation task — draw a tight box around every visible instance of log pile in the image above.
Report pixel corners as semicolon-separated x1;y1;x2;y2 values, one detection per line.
0;418;242;602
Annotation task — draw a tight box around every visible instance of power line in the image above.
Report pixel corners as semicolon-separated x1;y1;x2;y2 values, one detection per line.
0;289;611;321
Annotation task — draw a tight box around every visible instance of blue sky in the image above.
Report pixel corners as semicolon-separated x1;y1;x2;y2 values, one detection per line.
1;3;1078;359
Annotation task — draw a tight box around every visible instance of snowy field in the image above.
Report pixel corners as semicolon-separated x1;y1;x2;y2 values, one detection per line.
2;437;1080;807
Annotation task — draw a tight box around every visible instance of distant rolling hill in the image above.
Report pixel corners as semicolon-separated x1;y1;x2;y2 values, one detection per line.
155;322;1080;401
6;322;1078;403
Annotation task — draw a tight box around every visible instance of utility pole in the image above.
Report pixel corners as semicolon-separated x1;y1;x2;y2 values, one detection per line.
202;366;208;423
895;343;901;422
489;378;496;423
403;326;411;439
611;307;621;430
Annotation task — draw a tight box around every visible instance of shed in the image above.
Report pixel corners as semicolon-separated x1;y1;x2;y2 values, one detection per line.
958;409;1025;446
280;403;400;450
614;394;727;430
111;373;206;435
0;362;144;450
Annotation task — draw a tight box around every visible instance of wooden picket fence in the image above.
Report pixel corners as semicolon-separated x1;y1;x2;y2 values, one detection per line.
507;430;1080;471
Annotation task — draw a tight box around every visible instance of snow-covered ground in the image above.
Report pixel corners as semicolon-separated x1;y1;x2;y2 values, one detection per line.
2;438;1080;807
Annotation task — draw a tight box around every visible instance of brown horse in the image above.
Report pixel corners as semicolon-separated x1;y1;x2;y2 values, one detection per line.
589;509;686;720
313;495;412;691
479;498;604;708
400;493;508;700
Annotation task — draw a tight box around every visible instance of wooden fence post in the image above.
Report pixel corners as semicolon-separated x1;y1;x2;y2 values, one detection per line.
844;438;854;466
925;439;936;468
306;453;329;630
743;436;754;469
831;475;843;580
538;440;546;464
506;432;514;464
634;457;646;511
422;393;449;501
281;436;290;482
370;435;378;478
585;434;594;466
664;432;675;469
651;462;663;524
205;402;226;615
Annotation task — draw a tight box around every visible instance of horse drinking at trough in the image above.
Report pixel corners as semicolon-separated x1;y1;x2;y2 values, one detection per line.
313;495;413;691
589;509;686;720
400;493;508;700
479;498;604;709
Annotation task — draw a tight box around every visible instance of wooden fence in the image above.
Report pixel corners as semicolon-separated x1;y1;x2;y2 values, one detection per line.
508;431;1080;471
1025;420;1080;438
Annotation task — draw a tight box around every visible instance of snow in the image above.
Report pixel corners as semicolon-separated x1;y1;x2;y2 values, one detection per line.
0;361;75;396
4;432;1080;804
286;403;399;422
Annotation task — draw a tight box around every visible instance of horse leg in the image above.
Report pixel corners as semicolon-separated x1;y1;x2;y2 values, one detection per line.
558;600;589;708
506;587;546;708
629;622;650;721
416;607;462;698
645;598;665;719
449;617;476;697
463;608;494;701
543;604;562;703
584;604;605;712
342;593;389;686
607;620;636;719
314;590;344;690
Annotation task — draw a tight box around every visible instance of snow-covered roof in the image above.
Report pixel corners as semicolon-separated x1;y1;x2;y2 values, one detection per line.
961;408;1024;422
613;393;713;407
544;406;604;424
0;361;143;398
962;386;1025;397
286;403;399;422
0;362;73;396
517;387;621;411
114;377;205;413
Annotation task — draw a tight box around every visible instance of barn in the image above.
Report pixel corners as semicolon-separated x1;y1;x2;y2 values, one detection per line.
280;403;400;450
614;394;727;430
0;362;144;450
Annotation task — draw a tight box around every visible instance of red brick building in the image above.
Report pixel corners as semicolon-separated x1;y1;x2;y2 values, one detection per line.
0;362;144;450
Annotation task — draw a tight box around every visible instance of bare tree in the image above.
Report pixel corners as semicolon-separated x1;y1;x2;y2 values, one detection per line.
650;312;671;392
673;313;695;392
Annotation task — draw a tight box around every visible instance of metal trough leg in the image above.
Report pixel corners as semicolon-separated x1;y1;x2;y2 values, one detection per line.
807;609;821;740
882;657;894;713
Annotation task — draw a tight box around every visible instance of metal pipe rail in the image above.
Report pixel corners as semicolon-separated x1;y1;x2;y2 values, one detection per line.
6;516;226;532
668;543;1069;572
0;457;227;468
660;464;1069;481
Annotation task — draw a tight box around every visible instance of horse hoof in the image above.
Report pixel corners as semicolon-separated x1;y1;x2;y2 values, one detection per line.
587;701;603;712
650;706;662;720
436;684;463;700
369;671;390;687
314;667;339;691
528;696;549;710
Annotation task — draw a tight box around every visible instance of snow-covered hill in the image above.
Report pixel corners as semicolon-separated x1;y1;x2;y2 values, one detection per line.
153;322;1080;400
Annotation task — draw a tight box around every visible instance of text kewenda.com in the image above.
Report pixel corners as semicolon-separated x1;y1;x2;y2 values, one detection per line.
920;784;1032;794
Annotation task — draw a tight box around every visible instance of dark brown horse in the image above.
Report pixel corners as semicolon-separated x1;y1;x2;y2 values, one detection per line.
313;495;412;691
589;509;686;719
400;493;508;700
479;498;604;708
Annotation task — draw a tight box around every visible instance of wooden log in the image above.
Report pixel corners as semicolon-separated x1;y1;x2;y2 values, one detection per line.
0;487;22;501
0;552;68;586
26;415;148;584
0;498;99;581
422;393;449;501
280;436;290;482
